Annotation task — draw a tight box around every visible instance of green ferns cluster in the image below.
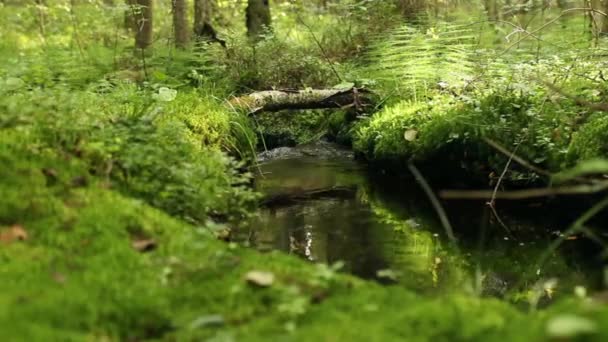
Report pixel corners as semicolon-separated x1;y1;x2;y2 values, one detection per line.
362;22;477;99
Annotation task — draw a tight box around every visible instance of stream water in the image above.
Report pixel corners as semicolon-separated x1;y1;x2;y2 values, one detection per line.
234;142;605;302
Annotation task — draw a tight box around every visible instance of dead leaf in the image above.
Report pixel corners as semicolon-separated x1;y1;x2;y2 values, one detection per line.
215;228;231;242
404;129;418;142
41;168;58;185
131;238;157;252
245;270;275;287
190;314;225;329
52;273;67;284
0;225;29;244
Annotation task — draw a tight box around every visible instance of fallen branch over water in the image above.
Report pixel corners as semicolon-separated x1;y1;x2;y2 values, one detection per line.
440;181;608;200
261;186;357;207
229;87;373;114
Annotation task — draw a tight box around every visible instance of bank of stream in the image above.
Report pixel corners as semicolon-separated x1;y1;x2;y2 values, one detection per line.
234;141;606;304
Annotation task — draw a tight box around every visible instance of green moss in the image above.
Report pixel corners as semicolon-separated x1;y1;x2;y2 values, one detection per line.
353;89;582;184
0;139;604;341
0;86;258;225
255;110;330;148
567;114;608;164
3;91;608;342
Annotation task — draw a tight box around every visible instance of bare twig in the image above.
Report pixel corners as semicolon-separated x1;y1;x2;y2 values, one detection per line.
483;138;551;177
499;7;608;56
296;15;342;82
538;78;608;112
486;139;524;236
533;196;608;276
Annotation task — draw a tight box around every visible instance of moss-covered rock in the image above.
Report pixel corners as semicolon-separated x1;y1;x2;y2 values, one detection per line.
255;110;331;148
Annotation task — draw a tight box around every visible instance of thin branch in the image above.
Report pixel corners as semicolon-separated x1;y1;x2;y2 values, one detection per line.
295;15;342;82
440;181;608;200
499;7;608;56
483;138;551;177
486;139;524;236
533;196;608;276
408;162;456;243
537;78;608;112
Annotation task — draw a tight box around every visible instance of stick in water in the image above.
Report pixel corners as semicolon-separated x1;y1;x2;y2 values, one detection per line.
408;162;456;243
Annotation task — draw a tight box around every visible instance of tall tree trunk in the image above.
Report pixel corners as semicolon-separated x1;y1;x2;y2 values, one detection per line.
172;0;189;48
602;0;608;34
33;0;47;39
193;0;211;37
397;0;426;20
193;0;225;46
246;0;271;40
484;0;499;22
588;0;603;43
125;0;137;31
134;0;153;50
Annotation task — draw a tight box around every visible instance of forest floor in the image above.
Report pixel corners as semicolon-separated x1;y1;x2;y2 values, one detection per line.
2;86;608;341
3;4;608;339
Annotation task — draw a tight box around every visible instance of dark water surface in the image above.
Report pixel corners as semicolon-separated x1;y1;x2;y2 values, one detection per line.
234;142;605;301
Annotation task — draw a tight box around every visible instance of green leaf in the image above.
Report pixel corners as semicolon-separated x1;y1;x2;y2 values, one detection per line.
3;77;25;91
245;270;275;287
190;314;225;329
546;314;597;338
332;82;355;90
153;87;177;102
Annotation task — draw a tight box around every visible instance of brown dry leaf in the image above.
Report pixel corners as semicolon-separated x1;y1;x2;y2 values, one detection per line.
131;238;157;253
52;273;67;284
245;270;275;287
0;225;29;244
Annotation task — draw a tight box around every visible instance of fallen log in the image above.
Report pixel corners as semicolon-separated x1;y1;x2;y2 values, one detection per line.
229;87;373;114
261;186;357;207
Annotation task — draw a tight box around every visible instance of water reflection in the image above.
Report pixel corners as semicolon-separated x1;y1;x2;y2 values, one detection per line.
234;143;604;300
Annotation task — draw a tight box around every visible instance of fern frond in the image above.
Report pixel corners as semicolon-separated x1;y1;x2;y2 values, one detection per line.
363;22;478;97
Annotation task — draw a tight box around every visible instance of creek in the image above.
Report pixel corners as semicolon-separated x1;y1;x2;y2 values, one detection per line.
233;141;605;302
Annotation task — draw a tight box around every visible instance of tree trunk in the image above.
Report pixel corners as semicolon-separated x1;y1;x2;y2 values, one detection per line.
33;0;47;38
230;87;373;114
483;0;499;22
134;0;153;50
125;0;136;31
397;0;426;20
172;0;189;48
587;0;605;43
246;0;271;40
194;0;211;37
602;0;608;34
193;0;225;46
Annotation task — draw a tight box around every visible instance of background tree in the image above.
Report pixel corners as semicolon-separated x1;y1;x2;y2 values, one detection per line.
246;0;271;40
397;0;426;20
134;0;152;50
194;0;210;38
172;0;188;48
193;0;225;46
125;0;136;32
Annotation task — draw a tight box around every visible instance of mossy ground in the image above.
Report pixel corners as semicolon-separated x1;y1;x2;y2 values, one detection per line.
4;132;608;341
2;2;608;340
2;84;608;342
